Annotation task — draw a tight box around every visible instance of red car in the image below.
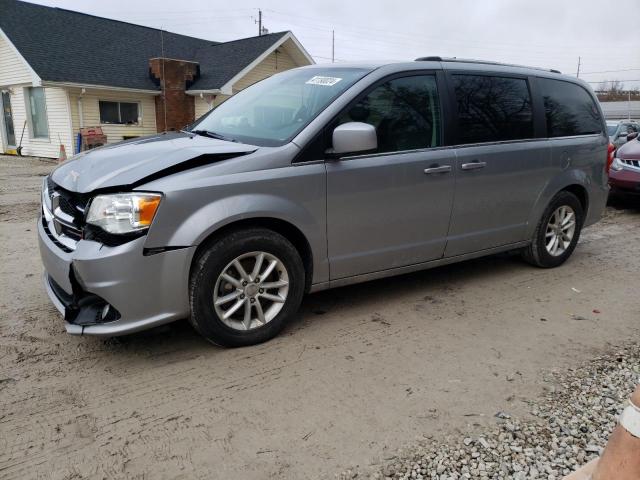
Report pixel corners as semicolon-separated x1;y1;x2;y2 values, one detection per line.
610;134;640;197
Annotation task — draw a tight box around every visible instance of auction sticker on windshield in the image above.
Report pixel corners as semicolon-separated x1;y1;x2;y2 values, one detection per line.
306;76;342;86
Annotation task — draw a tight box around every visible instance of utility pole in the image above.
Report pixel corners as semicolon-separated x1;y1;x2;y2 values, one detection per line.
258;9;262;36
332;30;335;63
576;56;581;78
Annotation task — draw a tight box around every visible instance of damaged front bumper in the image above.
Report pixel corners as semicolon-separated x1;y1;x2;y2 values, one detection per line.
38;214;196;336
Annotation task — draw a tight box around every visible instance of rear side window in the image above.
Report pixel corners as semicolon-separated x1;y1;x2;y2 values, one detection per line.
452;74;533;144
537;78;603;137
337;75;441;153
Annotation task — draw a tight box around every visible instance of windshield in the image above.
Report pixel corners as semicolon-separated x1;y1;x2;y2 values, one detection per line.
190;68;371;146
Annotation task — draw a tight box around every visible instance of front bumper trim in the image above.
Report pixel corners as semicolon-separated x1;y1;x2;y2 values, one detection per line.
39;214;197;337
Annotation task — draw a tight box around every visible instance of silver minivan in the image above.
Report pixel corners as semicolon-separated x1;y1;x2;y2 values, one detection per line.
39;58;610;346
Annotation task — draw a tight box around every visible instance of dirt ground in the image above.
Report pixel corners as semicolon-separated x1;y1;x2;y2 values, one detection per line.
1;155;639;480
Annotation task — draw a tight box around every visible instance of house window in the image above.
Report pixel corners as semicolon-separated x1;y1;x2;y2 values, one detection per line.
27;87;49;138
99;101;139;124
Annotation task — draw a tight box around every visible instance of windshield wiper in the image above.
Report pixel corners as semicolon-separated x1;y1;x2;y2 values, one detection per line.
189;129;237;143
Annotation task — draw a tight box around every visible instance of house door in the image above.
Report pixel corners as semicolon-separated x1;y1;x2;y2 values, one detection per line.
2;91;16;149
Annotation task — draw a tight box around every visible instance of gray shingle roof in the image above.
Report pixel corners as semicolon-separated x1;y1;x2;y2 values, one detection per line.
0;0;290;91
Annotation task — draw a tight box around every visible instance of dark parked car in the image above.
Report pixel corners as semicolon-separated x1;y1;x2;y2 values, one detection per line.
610;136;640;197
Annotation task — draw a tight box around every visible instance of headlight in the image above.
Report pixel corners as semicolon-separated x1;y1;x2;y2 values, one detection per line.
86;193;162;234
611;157;624;172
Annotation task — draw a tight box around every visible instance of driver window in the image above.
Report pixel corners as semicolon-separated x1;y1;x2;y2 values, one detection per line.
337;75;442;153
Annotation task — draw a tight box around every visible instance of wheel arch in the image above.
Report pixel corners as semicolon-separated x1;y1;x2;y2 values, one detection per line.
560;184;589;214
191;217;315;293
526;170;591;238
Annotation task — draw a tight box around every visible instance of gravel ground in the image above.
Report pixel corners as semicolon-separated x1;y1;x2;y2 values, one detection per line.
338;344;639;480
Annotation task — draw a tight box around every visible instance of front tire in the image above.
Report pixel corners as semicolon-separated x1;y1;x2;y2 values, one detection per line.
522;191;584;268
189;228;305;347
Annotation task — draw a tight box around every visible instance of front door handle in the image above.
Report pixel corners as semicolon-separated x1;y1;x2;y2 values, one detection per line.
461;161;487;171
424;165;452;175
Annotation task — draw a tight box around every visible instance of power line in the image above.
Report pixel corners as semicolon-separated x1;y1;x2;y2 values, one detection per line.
263;8;627;53
573;68;640;75
583;79;640;84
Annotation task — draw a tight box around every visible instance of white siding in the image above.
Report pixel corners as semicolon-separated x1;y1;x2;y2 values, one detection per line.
68;88;158;148
232;49;299;93
0;30;33;86
2;86;73;158
192;47;302;119
194;94;228;119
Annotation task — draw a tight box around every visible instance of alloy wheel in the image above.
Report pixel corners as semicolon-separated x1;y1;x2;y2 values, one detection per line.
213;251;289;331
545;205;576;257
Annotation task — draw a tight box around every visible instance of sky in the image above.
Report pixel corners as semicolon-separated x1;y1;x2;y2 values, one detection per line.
29;0;640;89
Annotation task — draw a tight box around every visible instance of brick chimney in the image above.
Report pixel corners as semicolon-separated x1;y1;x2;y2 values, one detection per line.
149;58;200;132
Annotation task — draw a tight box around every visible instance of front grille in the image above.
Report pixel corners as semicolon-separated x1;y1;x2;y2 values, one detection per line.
621;159;640;169
49;182;89;226
57;220;82;241
42;216;73;253
48;178;89;223
44;177;91;250
57;194;85;219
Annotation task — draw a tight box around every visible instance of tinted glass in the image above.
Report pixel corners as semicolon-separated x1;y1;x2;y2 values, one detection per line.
337;75;441;152
607;125;618;136
191;68;370;146
453;75;533;143
99;101;119;124
119;102;139;124
538;78;603;137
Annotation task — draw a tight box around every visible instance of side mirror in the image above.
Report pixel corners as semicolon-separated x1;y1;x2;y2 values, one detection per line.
627;132;639;141
330;122;377;156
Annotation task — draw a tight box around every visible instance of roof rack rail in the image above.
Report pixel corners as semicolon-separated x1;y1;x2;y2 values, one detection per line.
414;56;561;74
414;56;442;61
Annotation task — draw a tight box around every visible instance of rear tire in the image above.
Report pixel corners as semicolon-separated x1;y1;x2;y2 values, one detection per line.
189;228;305;347
522;191;584;268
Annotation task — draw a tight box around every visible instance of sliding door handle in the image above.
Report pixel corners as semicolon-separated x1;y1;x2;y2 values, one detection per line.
424;165;452;175
461;161;487;171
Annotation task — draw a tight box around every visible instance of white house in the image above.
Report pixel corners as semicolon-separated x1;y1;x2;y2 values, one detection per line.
0;0;313;158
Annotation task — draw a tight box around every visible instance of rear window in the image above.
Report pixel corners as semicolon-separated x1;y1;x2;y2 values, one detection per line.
538;78;603;137
452;74;534;144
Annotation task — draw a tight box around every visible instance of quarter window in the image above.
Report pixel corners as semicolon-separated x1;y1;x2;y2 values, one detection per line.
538;78;602;137
337;75;442;153
27;87;49;138
99;101;140;125
453;75;533;144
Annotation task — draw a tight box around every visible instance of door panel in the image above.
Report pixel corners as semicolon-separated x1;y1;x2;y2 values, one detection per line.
327;149;456;279
444;72;551;257
2;92;15;147
445;141;551;256
324;72;455;280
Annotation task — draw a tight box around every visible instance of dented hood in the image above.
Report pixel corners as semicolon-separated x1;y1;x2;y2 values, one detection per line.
51;132;256;193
